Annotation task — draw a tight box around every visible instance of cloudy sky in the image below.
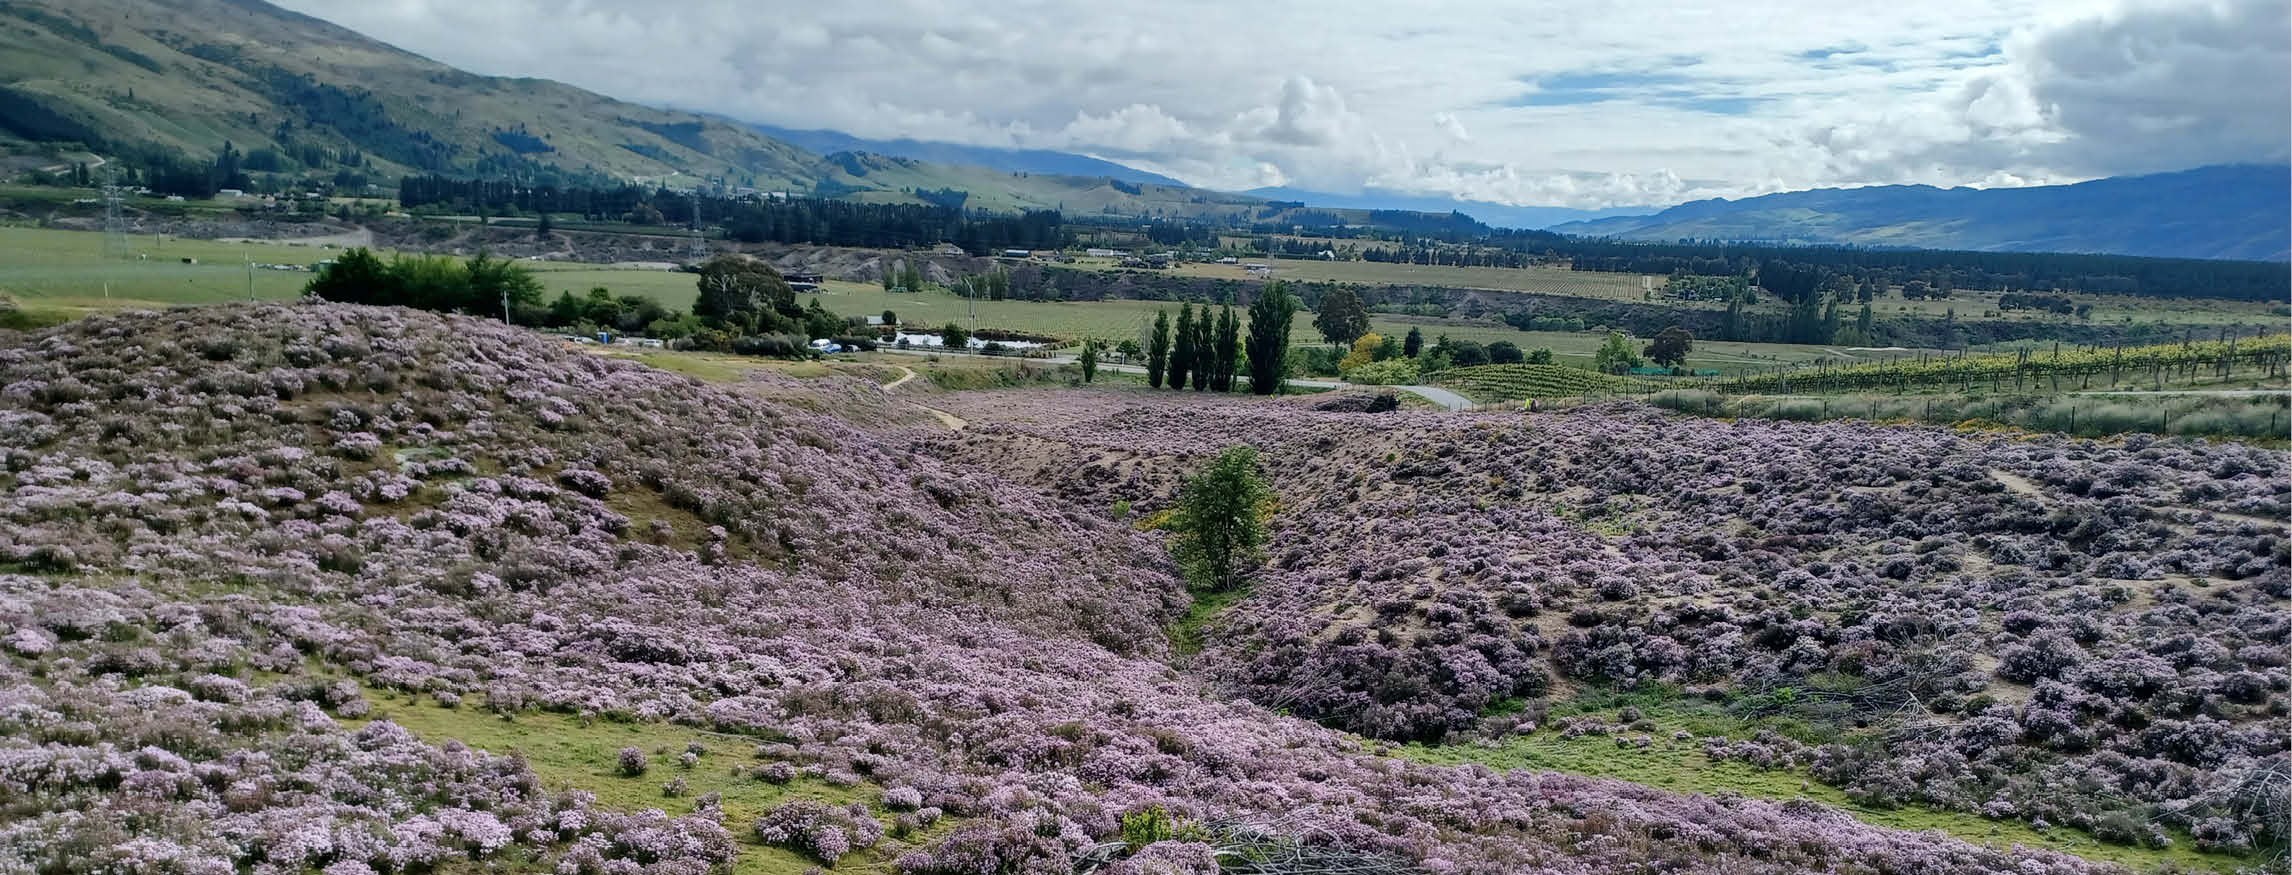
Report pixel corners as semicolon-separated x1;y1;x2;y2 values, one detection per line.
277;0;2290;208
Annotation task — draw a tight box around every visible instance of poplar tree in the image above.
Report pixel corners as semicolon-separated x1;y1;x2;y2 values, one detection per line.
1245;282;1298;395
1213;305;1239;391
1189;314;1213;390
1146;310;1172;389
1170;304;1196;390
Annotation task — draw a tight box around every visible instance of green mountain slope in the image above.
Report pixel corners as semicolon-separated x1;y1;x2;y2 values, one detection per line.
1550;165;2292;262
0;0;1282;218
0;0;826;187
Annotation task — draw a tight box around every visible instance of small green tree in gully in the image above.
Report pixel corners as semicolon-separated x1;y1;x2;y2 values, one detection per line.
941;322;969;350
880;263;895;292
1403;326;1424;358
1079;339;1101;383
1644;326;1694;368
1146;310;1172;388
1170;446;1270;591
1245;282;1298;395
1593;330;1643;374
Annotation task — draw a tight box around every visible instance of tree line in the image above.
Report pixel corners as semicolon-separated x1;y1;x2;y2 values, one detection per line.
396;177;1071;252
1141;284;1299;395
1123;212;2286;301
303;249;881;357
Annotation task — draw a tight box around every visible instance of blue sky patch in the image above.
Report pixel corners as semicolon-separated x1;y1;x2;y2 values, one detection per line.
1504;66;1759;114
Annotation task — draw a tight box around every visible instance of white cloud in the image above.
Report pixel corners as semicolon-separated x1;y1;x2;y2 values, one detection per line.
274;0;2290;208
1794;0;2290;186
1433;113;1471;145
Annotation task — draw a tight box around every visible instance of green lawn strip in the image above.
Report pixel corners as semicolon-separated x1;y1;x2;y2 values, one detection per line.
1388;718;2247;873
1167;585;1250;657
344;688;946;874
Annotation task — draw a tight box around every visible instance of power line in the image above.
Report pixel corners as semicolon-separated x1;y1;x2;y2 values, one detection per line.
101;173;128;261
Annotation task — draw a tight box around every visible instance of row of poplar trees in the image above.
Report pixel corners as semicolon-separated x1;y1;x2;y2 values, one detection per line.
1143;283;1298;395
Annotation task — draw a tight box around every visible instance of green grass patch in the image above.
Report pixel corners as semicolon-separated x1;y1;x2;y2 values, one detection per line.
346;688;946;874
1391;694;2249;874
1167;586;1249;656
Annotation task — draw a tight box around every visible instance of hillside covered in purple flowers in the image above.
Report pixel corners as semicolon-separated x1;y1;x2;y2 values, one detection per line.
929;390;2289;866
0;304;2283;875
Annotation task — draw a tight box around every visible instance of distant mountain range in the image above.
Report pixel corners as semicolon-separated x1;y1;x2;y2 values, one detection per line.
1551;165;2292;261
748;124;1187;189
1244;187;1653;230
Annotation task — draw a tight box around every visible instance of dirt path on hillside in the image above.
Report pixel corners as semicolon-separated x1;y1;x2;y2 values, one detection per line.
918;405;966;430
882;366;919;391
1990;470;2048;502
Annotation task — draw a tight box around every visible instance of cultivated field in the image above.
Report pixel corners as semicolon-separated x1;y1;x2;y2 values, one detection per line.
0;226;341;314
1064;255;1656;300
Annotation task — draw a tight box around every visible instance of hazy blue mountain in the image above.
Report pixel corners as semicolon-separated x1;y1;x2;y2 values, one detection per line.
749;124;1187;188
1550;165;2291;261
1245;186;1657;229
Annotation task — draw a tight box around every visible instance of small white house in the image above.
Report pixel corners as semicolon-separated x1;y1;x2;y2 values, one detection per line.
1000;249;1031;258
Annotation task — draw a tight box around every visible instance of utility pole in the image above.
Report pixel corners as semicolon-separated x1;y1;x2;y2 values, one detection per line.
245;249;254;301
101;179;128;261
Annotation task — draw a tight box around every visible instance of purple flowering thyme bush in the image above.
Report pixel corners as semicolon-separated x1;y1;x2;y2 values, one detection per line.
931;388;2289;859
0;305;2255;873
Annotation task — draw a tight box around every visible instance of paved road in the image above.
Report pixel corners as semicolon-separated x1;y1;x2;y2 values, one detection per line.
874;346;1478;410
